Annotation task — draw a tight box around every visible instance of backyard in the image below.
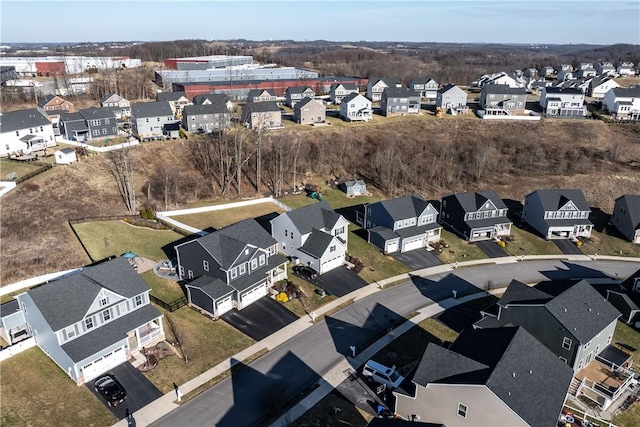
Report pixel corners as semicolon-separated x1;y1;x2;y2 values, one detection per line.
171;201;285;231
141;270;185;303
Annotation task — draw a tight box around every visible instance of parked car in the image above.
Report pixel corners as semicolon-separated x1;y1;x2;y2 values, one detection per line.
362;360;404;389
94;374;127;407
292;265;319;281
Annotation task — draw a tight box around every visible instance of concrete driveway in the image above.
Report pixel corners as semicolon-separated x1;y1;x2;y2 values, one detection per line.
391;249;443;270
222;297;299;341
554;239;584;255
87;361;163;420
315;267;368;297
476;240;509;258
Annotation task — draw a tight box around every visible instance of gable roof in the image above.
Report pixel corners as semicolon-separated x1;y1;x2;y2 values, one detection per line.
409;77;438;86
615;194;640;230
242;101;280;114
131;101;173;118
383;87;412;98
612;86;640;98
482;84;526;95
183;103;228;116
37;94;67;108
156;91;188;102
100;92;125;104
330;82;357;91
286;86;314;95
446;191;507;213
294;97;324;111
187;275;234;300
192;93;230;106
498;279;552;306
79;107;117;121
370;77;398;88
341;92;369;104
299;230;337;258
247;89;276;99
0;108;51;133
374;194;431;222
412;343;488;387
437;83;464;95
282;200;343;235
27;257;150;331
527;189;590;211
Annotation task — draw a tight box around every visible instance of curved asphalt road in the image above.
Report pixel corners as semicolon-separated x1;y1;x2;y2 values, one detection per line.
151;260;639;427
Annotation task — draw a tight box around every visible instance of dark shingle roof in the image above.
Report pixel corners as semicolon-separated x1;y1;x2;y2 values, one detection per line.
79;107;117;121
383;87;412;98
498;279;552;306
412;343;488;387
294;97;323;111
131;101;173;118
187;276;234;300
183;103;227;116
437;83;463;94
483;84;526;95
287;86;314;95
616;194;640;230
247;89;276;99
156;91;188;102
612;86;640;97
544;87;583;95
331;82;357;91
376;194;430;222
242;101;280;114
27;257;150;331
446;190;507;213
59;111;85;122
299;230;336;258
37;94;60;108
528;189;590;211
284;201;342;235
192;93;230;105
341;92;367;104
0;108;51;133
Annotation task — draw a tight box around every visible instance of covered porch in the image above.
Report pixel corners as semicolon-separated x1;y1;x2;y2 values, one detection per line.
134;316;165;348
19;134;48;153
269;262;288;283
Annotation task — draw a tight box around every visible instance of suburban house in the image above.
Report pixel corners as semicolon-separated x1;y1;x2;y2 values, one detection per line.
0;300;30;346
59;112;89;141
409;78;439;100
181;103;231;134
156;91;191;117
541;66;555;77
356;194;442;254
192;93;233;112
329;83;358;104
14;257;165;386
474;71;521;88
339;93;372;122
293;98;326;125
602;86;640;121
539;87;586;117
440;191;512;242
576;66;597;79
394;326;573;427
54;147;77;165
340;179;366;197
521;189;592;240
588;77;620;99
131;101;178;141
612;195;640;244
37;94;75;135
176;218;288;316
598;62;617;76
285;86;315;108
557;67;574;81
241;101;282;130
100;93;131;118
80;107;118;139
435;84;468;114
617;62;635;76
366;78;400;101
246;89;277;103
380;87;421;116
0;108;55;157
479;84;527;115
606;269;640;324
474;279;631;411
270;201;349;274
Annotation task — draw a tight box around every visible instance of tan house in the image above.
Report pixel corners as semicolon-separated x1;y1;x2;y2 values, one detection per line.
293;98;325;125
241;101;282;130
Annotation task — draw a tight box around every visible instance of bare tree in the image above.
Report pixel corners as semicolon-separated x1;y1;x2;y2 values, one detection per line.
106;148;136;213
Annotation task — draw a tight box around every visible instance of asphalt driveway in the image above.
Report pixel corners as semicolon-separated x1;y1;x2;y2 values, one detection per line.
87;361;163;419
315;266;368;297
222;297;299;341
475;240;509;258
391;249;443;270
554;239;584;255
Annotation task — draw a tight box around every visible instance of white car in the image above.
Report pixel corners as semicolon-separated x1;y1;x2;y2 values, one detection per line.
362;360;404;389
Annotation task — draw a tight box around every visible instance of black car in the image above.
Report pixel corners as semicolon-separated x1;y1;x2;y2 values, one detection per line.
94;374;127;407
292;265;319;281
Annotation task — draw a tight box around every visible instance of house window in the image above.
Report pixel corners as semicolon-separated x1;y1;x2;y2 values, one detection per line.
65;326;77;340
118;301;128;315
330;245;336;252
40;126;43;132
92;129;100;136
105;118;109;124
285;230;288;237
251;259;258;270
102;309;111;322
203;260;209;271
562;337;572;350
457;403;468;418
179;266;184;276
85;317;94;330
102;128;107;134
239;263;246;274
259;254;266;266
146;118;149;123
16;131;19;136
559;356;568;364
135;295;143;306
188;270;193;279
231;268;238;279
100;297;108;306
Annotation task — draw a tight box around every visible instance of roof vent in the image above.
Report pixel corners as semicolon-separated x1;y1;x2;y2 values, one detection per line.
529;370;533;375
512;372;516;378
564;308;567;312
589;308;592;312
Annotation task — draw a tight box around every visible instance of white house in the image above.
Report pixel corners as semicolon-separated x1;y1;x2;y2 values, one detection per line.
0;108;56;157
539;87;586;117
522;189;592;240
617;62;635;76
339;93;372;122
589;77;620;99
54;147;77;165
602;87;640;121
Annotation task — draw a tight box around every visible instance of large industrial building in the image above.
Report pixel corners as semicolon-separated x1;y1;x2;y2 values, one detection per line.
0;56;142;76
164;55;253;70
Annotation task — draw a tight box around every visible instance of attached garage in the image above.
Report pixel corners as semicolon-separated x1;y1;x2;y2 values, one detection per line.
239;282;267;308
321;256;344;273
216;295;234;316
401;237;424;252
186;276;235;318
82;346;127;382
386;240;399;253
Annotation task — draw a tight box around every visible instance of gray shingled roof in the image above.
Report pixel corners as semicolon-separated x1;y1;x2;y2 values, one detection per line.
183;103;227;116
482;84;526;95
299;230;336;258
447;190;507;213
192;93;230;105
528;189;590;211
612;86;640;97
376;194;430;222
242;101;280;114
437;83;463;94
27;257;150;331
100;93;125;104
131;101;173;118
545;280;621;343
287;86;314;95
79;107;117;121
616;195;640;230
187;276;234;300
331;82;357;91
383;87;411;98
0;108;51;133
59;111;85;122
498;280;552;307
247;89;276;99
544;87;583;95
294;97;323;111
284;201;342;235
156;91;188;102
341;92;366;104
369;226;399;241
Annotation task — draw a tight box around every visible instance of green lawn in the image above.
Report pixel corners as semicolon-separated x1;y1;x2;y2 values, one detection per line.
172;202;285;230
141;270;185;303
436;230;488;264
0;347;116;427
612;402;640;427
0;159;44;179
144;305;256;393
282;267;338;317
580;228;640;258
502;226;562;257
613;321;640;371
72;220;184;262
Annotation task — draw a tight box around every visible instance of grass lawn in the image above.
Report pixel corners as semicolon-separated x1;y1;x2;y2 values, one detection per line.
276;193;316;210
283;273;339;318
579;229;640;258
0;159;44;179
0;347;116;427
171;202;285;230
436;230;488;264
612;321;640;371
502;226;562;257
144;304;256;393
72;220;184;262
612;402;640;427
141;270;185;303
290;391;373;427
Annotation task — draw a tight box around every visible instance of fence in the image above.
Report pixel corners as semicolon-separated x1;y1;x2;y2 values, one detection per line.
68;215;130;225
15;163;52;184
150;294;187;312
0;337;36;362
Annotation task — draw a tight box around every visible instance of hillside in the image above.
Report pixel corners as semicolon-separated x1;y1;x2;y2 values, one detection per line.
1;119;639;286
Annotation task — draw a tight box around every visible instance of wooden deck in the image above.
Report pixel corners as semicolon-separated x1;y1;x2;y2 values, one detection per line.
576;361;627;394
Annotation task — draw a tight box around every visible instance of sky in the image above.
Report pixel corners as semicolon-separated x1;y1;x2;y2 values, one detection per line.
1;0;639;45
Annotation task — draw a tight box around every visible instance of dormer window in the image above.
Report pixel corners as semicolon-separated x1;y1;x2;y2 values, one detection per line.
85;317;94;330
203;260;209;272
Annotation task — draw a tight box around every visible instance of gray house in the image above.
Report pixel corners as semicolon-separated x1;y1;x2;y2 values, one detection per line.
246;89;277;103
357;194;442;254
435;84;468;114
367;78;400;102
474;279;629;411
394;326;573;427
131;101;178;140
80;107;118;140
176;219;288;315
612;195;640;244
0;299;30;346
340;179;366;196
329;83;358;104
100;93;131;118
409;78;438;100
440;191;512;242
285;87;315;108
479;84;527;115
521;189;592;240
606;269;640;324
14;257;164;385
293;98;325;125
59;112;89;141
380;87;420;116
270;201;349;274
181;103;231;134
241;101;282;130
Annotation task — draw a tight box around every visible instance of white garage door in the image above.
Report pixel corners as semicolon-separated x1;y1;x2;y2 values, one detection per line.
241;283;267;307
386;240;399;253
82;346;127;382
216;295;233;316
321;256;343;273
402;238;424;252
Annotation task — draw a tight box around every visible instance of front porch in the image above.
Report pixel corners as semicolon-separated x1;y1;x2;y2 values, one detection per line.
269;262;288;283
134;317;165;348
